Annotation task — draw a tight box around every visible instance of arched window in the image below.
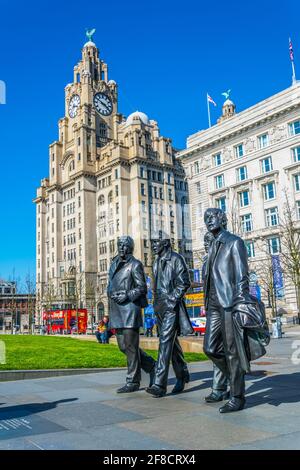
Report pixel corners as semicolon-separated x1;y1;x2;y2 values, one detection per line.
108;191;113;204
98;194;105;206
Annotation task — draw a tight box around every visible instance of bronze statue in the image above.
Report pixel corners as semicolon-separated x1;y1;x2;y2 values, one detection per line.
202;231;229;403
146;231;193;398
107;236;155;393
203;208;269;413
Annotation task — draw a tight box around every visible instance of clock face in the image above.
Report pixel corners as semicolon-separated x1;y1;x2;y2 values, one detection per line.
68;94;80;118
94;93;113;116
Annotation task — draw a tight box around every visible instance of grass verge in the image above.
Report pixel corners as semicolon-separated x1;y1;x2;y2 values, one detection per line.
0;335;207;370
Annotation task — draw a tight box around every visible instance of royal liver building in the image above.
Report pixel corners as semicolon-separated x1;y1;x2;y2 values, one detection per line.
34;33;192;323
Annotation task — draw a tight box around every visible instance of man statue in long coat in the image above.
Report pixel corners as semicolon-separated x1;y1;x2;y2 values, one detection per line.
107;236;156;393
146;231;193;398
203;208;269;413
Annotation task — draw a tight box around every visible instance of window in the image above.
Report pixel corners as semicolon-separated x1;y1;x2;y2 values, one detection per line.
292;146;300;162
297;201;300;219
140;167;144;178
195;182;201;194
241;213;253;232
239;190;250;207
288;120;300;136
261;156;273;173
115;169;119;179
141;183;146;196
245;241;255;258
294;174;300;192
263;182;276;200
142;201;146;213
98;195;105;206
194;162;199;175
159;187;164;199
258;134;269;149
167;173;172;184
215;174;224;189
109;240;115;254
268;237;281;254
168;188;173;201
265;207;279;227
216;197;226;212
144;253;148;266
235;143;244;158
237;166;247;182
115;185;119;197
214;153;222;166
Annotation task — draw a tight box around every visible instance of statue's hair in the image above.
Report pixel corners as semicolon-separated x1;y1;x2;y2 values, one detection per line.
204;208;227;229
151;230;171;248
117;235;134;253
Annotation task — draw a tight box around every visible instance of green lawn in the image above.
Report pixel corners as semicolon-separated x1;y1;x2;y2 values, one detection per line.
0;335;207;370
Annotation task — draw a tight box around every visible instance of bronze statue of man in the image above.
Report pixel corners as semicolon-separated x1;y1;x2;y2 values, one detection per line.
146;231;193;398
202;231;229;403
107;236;155;393
203;209;269;413
203;208;250;413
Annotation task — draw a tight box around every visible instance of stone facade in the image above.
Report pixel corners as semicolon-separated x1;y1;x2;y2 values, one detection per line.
178;84;300;315
34;38;191;324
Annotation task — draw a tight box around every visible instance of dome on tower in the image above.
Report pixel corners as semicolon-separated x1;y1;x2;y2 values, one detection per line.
126;111;150;126
223;98;234;107
83;41;96;48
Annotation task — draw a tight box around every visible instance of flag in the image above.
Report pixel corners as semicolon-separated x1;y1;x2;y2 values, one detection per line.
289;37;294;62
207;93;217;106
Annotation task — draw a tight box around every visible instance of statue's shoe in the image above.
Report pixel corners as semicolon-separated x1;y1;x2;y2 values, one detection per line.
145;384;166;398
205;390;230;403
171;370;190;394
116;383;140;394
219;397;245;413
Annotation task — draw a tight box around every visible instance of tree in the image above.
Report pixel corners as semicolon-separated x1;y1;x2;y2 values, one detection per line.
227;191;242;236
42;282;58;334
250;253;277;318
278;191;300;321
24;272;36;334
63;267;84;334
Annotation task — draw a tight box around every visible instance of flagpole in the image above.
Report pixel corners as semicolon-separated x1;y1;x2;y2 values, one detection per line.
292;60;296;85
289;37;297;85
207;94;211;128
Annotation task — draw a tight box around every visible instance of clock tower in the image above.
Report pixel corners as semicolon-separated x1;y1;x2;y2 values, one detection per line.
34;31;191;325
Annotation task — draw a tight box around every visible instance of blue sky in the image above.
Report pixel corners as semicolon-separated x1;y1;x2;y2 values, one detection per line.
0;0;299;287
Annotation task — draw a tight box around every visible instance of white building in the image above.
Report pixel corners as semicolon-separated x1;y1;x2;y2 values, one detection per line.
178;84;300;315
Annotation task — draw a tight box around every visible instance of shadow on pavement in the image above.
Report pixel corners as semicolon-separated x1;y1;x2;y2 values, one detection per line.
0;398;78;420
245;372;300;408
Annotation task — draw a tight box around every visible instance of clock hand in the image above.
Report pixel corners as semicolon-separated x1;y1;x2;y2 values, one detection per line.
100;100;110;111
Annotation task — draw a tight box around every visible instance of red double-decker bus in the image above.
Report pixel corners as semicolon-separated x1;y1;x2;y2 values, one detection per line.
43;309;88;334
